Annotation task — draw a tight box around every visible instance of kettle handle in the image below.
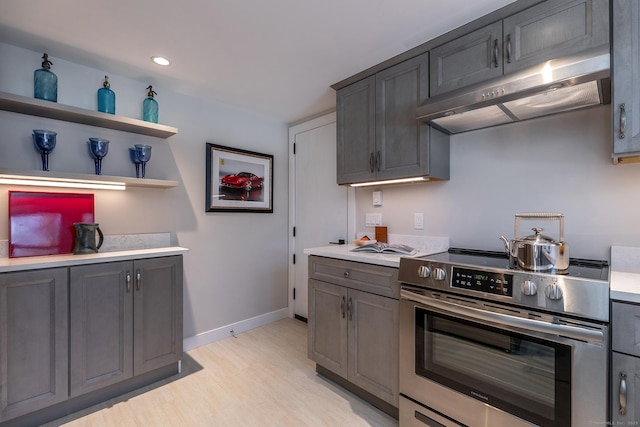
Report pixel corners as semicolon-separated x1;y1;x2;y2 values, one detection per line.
514;212;564;240
96;226;104;249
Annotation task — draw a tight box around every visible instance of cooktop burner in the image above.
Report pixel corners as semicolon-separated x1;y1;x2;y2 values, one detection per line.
423;247;609;281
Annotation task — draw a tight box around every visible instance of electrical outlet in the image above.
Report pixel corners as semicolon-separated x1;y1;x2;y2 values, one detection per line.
365;213;382;227
414;213;424;230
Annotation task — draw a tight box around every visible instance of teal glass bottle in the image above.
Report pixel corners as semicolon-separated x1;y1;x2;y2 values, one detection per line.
97;75;115;114
142;85;158;123
34;53;58;102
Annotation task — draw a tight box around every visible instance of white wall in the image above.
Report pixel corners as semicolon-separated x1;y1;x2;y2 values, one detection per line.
0;43;289;340
354;105;640;261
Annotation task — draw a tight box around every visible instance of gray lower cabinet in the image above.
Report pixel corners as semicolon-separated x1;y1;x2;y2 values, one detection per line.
611;301;640;423
612;0;640;160
430;0;609;97
0;255;182;424
308;256;399;409
70;256;183;397
337;53;449;185
0;268;69;422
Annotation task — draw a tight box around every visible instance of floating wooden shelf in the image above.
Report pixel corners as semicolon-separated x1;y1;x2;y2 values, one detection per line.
0;168;178;189
0;91;178;138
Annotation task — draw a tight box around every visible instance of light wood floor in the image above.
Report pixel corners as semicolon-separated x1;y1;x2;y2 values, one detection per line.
44;318;398;427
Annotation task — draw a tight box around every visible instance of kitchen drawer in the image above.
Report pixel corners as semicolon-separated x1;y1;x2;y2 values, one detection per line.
308;255;399;299
612;301;640;356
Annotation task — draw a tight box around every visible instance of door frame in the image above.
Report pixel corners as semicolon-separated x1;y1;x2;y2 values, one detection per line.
288;111;355;320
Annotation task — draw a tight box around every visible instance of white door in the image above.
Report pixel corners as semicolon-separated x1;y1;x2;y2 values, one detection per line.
289;113;351;319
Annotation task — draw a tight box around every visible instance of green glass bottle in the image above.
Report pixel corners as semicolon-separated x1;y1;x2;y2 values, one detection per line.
97;75;116;114
34;53;58;102
143;85;158;123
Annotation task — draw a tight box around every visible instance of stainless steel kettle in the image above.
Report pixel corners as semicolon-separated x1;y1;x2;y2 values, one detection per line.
73;223;104;254
500;213;569;272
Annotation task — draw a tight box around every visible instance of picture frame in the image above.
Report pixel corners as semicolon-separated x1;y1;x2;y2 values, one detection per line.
205;143;273;213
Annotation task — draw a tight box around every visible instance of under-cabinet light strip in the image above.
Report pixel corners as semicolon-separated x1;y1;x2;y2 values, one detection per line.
350;177;429;187
0;175;126;191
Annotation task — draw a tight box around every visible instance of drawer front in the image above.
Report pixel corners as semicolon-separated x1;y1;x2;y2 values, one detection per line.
308;256;399;299
612;301;640;356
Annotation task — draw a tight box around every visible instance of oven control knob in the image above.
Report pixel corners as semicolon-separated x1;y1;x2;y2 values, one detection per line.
521;280;537;296
545;283;563;300
433;267;446;281
418;265;431;278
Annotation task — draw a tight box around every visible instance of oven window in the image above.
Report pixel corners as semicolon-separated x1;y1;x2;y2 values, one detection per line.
415;308;571;427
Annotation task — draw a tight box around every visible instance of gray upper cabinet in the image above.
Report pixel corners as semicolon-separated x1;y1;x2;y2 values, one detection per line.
337;53;449;185
337;76;376;184
503;0;608;74
0;268;69;422
430;0;609;97
430;21;503;97
612;0;640;160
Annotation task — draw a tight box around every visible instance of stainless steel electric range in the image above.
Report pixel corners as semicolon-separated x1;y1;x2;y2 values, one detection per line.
398;248;609;427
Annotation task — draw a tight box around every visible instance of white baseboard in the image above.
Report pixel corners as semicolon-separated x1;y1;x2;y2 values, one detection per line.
183;308;289;352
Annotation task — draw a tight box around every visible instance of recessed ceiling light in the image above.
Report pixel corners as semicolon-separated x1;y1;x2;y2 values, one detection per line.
152;56;171;66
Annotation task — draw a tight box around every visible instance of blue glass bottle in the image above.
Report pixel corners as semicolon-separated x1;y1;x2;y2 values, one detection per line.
97;75;115;114
34;53;58;102
142;85;158;123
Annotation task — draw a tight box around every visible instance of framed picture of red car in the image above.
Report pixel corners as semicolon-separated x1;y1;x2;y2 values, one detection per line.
206;143;273;213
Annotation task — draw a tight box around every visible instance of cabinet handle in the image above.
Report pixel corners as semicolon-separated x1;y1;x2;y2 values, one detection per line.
344;271;350;278
369;152;375;173
136;270;142;291
492;39;499;68
619;104;627;139
505;34;512;64
341;296;346;319
619;371;627;416
347;298;353;321
126;272;131;293
376;151;381;172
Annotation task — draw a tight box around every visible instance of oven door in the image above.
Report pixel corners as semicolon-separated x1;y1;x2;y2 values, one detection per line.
399;287;608;427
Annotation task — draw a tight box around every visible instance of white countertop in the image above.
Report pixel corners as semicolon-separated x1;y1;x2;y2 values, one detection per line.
611;246;640;303
304;243;447;268
0;246;189;273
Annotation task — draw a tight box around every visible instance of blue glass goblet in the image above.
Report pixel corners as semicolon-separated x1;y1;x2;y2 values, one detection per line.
129;148;142;178
134;144;152;178
32;130;57;171
87;138;109;175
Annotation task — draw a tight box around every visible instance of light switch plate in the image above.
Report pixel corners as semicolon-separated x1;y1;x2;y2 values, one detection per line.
365;213;382;227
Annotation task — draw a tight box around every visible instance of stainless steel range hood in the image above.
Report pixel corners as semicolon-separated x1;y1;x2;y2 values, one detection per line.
417;47;611;134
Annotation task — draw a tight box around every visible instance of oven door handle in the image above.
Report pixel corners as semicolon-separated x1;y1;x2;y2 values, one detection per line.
401;289;604;344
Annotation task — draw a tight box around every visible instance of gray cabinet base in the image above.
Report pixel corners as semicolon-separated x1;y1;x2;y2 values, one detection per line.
316;364;398;420
0;363;179;427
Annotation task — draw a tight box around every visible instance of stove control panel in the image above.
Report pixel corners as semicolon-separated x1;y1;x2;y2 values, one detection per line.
452;267;513;297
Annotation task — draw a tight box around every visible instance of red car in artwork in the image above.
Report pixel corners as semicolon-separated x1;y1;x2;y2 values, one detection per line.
220;172;263;191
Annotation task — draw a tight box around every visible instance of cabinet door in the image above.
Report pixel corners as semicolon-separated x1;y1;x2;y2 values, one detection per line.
308;279;348;378
430;21;503;97
612;0;640;156
611;352;640;424
376;54;430;181
337;76;376;184
503;0;609;74
612;301;640;356
69;261;133;396
133;256;183;375
0;268;68;422
348;288;398;406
